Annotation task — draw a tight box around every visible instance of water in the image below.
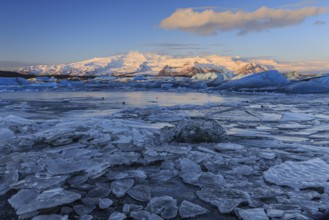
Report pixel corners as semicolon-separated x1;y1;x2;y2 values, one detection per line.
0;91;246;119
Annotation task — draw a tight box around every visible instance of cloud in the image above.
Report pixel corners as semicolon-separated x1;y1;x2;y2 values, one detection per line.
160;6;328;35
314;20;327;25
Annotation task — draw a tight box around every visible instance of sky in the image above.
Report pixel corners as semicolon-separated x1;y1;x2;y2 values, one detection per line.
0;0;329;66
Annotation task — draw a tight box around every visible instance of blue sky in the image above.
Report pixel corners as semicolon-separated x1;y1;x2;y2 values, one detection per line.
0;0;328;65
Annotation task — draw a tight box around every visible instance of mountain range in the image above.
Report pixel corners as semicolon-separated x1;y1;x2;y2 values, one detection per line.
17;52;272;77
17;52;329;77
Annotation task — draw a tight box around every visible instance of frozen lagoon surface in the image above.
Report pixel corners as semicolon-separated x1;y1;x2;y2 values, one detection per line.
0;91;240;119
1;90;329;220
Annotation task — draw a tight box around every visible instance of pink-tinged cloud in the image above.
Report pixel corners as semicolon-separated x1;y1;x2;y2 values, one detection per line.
160;7;328;35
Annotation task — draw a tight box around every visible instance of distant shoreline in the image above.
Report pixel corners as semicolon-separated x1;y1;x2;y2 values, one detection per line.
0;70;96;80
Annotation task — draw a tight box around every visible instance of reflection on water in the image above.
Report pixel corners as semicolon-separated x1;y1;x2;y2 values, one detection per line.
0;91;244;119
0;91;232;106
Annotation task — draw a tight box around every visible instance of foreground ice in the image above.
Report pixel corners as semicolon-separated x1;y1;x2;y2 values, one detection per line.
235;208;269;220
179;200;208;218
1;92;329;219
146;196;178;219
8;188;81;215
264;158;329;189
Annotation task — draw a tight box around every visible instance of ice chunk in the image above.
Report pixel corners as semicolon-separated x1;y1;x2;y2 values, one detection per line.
105;151;140;166
264;158;329;189
258;152;276;160
164;117;226;143
38;128;77;146
149;169;178;182
122;203;143;213
233;165;253;176
143;148;174;164
211;109;259;122
80;215;93;220
111;178;134;198
73;205;95;216
0;166;19;195
266;209;285;218
179;158;201;184
60;206;73;214
146;196;178;219
66;174;88;186
281;213;309;220
215;143;244;151
130;210;163;220
82;184;111;205
32;214;68;220
112;134;132;144
98;120;130;134
227;128;269;138
0;115;35;133
108;212;127;220
99;198;113;209
10;174;68;190
235;208;269;220
179;200;208;218
196;189;249;213
281;112;315;122
154;145;192;155
0;128;15;142
197;172;225;188
106;170;147;180
8;188;81;215
128;185;151;202
45;159;95;175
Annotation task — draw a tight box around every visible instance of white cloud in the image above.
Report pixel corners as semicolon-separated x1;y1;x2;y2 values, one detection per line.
160;7;328;35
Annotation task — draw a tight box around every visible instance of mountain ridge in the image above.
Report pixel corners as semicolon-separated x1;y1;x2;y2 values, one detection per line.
17;51;329;77
18;52;271;77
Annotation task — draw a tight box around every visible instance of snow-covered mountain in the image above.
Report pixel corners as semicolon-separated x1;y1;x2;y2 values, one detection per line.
158;62;233;77
235;63;268;75
19;52;151;76
19;52;271;77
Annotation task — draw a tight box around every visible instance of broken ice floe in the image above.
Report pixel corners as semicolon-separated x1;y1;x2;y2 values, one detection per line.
8;188;81;215
2;94;329;219
197;188;250;213
178;200;208;218
235;208;269;220
127;185;151;202
146;196;178;219
111;179;134;198
264;158;329;189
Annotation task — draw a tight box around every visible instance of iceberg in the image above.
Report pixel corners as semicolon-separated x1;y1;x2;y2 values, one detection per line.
217;70;289;90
